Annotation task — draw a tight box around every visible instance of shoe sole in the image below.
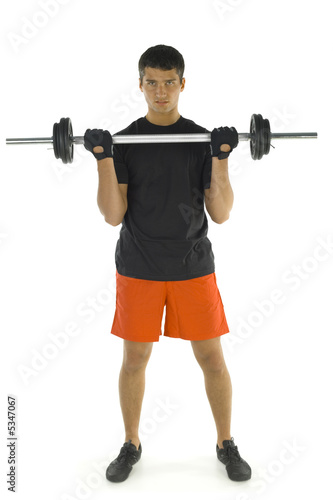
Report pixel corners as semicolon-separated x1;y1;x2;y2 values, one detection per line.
227;473;252;481
106;472;131;483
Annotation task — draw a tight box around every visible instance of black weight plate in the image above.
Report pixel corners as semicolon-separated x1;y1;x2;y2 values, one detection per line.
257;114;265;160
54;120;63;161
250;114;263;160
56;121;62;161
67;118;74;163
58;118;66;164
250;114;256;159
263;118;271;156
60;117;74;164
53;121;60;159
62;118;70;164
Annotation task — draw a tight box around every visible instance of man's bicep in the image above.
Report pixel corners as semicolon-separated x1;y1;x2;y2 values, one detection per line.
113;144;129;184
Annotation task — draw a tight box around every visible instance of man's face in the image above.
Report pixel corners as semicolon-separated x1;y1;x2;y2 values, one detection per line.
139;67;185;115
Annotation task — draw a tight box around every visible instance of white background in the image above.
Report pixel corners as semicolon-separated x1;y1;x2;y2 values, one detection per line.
1;0;332;499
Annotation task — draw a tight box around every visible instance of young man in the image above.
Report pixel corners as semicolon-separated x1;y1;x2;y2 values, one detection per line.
84;44;251;483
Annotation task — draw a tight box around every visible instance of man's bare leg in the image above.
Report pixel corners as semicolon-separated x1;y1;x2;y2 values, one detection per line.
119;340;154;450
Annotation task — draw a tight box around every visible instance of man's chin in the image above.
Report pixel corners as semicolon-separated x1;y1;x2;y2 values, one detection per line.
153;105;169;113
154;105;176;115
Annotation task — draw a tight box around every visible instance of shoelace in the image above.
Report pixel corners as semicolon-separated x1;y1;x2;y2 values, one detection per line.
225;443;241;463
118;442;139;464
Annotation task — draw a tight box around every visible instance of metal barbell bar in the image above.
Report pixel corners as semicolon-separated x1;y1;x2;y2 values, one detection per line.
6;132;317;145
6;114;317;163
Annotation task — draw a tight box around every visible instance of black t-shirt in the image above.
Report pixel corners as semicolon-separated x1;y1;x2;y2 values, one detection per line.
112;115;215;281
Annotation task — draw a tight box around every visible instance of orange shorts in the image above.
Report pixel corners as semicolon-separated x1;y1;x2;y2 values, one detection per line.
111;271;229;342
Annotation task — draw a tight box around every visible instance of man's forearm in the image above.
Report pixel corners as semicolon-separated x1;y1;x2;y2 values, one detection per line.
97;158;127;225
205;157;234;224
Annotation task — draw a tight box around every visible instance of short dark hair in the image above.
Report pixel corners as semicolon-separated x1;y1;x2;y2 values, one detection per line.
138;44;185;83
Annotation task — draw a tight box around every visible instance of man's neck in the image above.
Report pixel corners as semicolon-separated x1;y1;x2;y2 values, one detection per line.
145;109;181;126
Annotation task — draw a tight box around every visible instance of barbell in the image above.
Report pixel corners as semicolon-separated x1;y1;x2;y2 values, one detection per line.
6;114;317;164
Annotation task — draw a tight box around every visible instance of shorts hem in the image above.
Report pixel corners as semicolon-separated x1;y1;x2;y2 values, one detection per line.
110;330;161;342
163;328;229;341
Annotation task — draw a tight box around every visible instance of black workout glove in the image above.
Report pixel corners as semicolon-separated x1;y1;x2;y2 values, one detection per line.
84;128;113;160
210;126;239;160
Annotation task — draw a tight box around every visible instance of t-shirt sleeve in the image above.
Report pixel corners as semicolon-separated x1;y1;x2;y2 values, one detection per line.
202;144;212;190
112;144;129;184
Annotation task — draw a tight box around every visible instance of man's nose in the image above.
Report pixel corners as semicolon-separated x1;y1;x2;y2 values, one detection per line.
156;84;167;97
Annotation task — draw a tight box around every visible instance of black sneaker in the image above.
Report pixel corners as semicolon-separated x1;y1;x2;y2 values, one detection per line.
106;440;142;483
216;437;251;481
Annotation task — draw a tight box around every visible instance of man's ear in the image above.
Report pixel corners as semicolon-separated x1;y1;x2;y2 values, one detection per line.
180;77;186;92
139;78;143;92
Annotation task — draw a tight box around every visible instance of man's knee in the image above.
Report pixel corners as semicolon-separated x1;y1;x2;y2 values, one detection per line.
122;340;154;371
200;352;225;372
191;337;226;372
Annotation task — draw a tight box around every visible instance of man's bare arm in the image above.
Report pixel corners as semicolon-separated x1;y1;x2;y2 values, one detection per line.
204;145;234;224
97;156;128;226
